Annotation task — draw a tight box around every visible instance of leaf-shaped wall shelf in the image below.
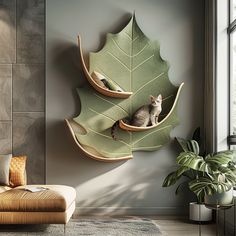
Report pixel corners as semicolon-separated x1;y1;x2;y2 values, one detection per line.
119;82;184;132
67;14;184;162
65;119;132;162
78;36;133;99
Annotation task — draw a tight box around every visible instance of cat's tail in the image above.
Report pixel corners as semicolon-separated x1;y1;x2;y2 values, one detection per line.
111;119;130;141
111;121;119;140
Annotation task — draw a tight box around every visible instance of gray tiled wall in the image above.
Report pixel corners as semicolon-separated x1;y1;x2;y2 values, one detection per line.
0;0;45;184
0;0;16;63
16;0;45;63
13;112;45;184
13;64;45;112
0;65;12;120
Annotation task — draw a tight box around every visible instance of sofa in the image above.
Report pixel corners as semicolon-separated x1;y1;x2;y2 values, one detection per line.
0;155;76;224
0;184;76;224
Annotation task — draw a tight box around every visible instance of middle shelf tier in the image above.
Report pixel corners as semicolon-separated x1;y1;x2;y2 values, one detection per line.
119;82;184;132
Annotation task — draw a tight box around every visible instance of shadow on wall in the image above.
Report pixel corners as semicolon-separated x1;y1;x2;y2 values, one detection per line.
74;149;193;215
49;40;85;115
46;38;127;185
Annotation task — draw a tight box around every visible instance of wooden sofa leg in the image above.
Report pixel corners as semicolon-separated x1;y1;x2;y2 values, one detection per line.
64;224;66;235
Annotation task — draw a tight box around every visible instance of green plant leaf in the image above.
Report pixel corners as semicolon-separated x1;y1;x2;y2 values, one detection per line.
162;166;189;188
176;166;189;177
175;180;189;195
162;171;179;187
71;15;183;160
176;138;199;155
176;152;210;172
175;138;189;152
189;177;232;198
205;150;234;166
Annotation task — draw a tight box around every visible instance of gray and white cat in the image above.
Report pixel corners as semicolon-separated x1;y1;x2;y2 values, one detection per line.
131;94;162;127
111;94;162;140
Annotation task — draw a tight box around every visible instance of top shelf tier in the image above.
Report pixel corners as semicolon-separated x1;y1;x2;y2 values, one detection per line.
78;35;133;99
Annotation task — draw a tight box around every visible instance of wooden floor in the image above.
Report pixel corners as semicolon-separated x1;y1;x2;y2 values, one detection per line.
151;216;216;236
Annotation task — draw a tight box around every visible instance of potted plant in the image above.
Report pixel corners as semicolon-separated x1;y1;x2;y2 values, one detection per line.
162;132;236;221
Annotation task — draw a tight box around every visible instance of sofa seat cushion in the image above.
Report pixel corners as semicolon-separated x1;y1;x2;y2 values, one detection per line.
0;185;76;212
0;186;11;194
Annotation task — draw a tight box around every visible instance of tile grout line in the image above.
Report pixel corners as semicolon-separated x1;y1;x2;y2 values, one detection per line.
11;63;45;66
15;0;17;64
44;0;46;184
12;0;17;154
13;111;45;113
11;63;13;154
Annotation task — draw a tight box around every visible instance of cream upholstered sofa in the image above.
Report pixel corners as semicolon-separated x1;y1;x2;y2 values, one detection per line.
0;185;76;224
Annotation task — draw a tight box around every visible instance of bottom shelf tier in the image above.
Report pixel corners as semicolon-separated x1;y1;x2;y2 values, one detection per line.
65;119;133;162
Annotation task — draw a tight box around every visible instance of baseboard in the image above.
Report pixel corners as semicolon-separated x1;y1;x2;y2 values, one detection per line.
73;206;188;217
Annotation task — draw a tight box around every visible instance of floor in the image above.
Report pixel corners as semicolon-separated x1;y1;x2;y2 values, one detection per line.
151;216;216;236
74;216;217;236
0;216;219;236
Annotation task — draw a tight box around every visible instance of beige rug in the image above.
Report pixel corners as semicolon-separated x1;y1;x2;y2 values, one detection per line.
0;218;162;235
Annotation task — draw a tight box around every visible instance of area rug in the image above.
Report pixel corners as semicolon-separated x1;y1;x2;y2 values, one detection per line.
0;218;162;235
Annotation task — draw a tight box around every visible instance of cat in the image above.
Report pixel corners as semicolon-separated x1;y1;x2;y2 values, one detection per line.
131;94;162;127
111;94;162;140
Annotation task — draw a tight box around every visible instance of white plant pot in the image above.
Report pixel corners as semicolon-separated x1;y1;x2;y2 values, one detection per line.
189;202;212;222
204;188;233;205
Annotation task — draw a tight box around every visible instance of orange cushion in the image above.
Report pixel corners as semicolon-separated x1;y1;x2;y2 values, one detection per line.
9;156;27;187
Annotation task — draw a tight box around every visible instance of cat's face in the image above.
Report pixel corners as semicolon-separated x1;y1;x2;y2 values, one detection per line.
150;94;162;106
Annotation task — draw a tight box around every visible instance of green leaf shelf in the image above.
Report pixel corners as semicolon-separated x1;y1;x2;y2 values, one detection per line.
65;14;184;162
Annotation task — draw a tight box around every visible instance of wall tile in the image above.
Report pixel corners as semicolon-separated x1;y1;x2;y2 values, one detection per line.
13;64;44;112
0;121;12;154
0;65;12;120
0;0;16;63
17;0;44;63
13;112;45;184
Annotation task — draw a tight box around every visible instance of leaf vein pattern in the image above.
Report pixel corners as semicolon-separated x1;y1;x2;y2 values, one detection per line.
107;52;131;71
132;54;154;71
133;145;162;150
133;43;149;57
88;128;131;147
124;31;132;40
133;35;139;42
111;38;131;57
94;93;129;116
133;125;172;145
88;108;116;122
133;72;165;96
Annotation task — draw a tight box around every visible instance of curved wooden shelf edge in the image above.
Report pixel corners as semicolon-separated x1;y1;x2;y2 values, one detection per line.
119;82;185;132
77;35;133;99
64;119;133;162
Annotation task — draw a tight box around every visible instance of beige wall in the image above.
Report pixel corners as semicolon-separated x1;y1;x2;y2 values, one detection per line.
46;0;205;215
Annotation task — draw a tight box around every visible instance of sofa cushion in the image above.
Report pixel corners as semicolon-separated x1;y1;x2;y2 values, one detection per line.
0;186;11;194
9;156;27;187
0;154;12;185
0;185;76;212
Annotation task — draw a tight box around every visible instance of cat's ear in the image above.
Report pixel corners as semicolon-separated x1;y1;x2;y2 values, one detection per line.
150;95;155;101
157;94;162;100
